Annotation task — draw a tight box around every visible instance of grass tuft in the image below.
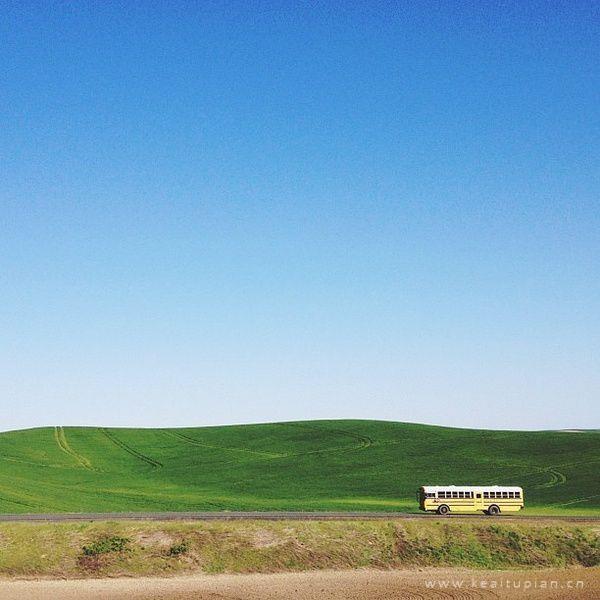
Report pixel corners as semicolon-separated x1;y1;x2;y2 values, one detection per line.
167;541;188;557
82;536;130;556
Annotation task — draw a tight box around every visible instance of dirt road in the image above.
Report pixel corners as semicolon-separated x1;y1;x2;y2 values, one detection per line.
1;568;598;599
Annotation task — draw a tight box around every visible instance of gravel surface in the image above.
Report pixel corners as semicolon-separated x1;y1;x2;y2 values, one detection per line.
1;568;598;599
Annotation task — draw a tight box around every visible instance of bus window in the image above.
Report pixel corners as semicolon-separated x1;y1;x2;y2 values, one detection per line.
502;492;508;498
483;492;489;498
509;492;514;498
452;491;458;498
515;491;521;498
458;491;464;498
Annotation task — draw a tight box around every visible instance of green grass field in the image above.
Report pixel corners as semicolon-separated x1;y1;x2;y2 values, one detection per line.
0;420;598;514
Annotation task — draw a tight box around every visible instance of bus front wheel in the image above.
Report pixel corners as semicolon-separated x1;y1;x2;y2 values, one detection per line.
437;504;450;516
487;505;500;516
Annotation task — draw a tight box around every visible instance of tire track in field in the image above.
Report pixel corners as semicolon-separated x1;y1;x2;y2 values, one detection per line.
552;493;600;507
538;455;600;487
165;426;374;462
0;455;74;470
436;456;589;509
481;460;570;488
0;493;38;509
53;426;93;470
479;448;600;488
315;425;373;451
538;466;567;488
281;423;374;457
0;472;175;510
164;431;284;458
292;422;374;447
0;472;66;512
100;428;163;468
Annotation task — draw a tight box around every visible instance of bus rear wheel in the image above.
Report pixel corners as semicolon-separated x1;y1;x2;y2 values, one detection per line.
437;504;450;516
487;505;500;516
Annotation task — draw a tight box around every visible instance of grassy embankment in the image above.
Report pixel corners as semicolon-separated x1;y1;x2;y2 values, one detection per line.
0;420;598;514
0;520;598;578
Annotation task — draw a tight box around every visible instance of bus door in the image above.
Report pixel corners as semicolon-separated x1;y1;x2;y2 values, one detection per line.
474;491;484;511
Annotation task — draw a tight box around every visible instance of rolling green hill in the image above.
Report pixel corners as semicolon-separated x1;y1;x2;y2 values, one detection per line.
0;420;598;514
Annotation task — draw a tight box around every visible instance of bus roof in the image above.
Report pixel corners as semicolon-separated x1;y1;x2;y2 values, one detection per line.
420;485;523;492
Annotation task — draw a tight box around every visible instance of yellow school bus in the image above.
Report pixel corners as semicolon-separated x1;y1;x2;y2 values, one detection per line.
418;485;524;515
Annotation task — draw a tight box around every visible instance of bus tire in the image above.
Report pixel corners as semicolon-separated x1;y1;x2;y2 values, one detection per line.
487;505;500;516
437;504;450;516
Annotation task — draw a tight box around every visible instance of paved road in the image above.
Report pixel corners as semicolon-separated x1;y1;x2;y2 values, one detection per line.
0;511;597;522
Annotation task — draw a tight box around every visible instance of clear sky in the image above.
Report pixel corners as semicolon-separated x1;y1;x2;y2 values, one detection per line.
2;1;599;432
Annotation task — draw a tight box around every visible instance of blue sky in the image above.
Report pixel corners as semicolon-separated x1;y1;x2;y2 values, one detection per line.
2;1;599;431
